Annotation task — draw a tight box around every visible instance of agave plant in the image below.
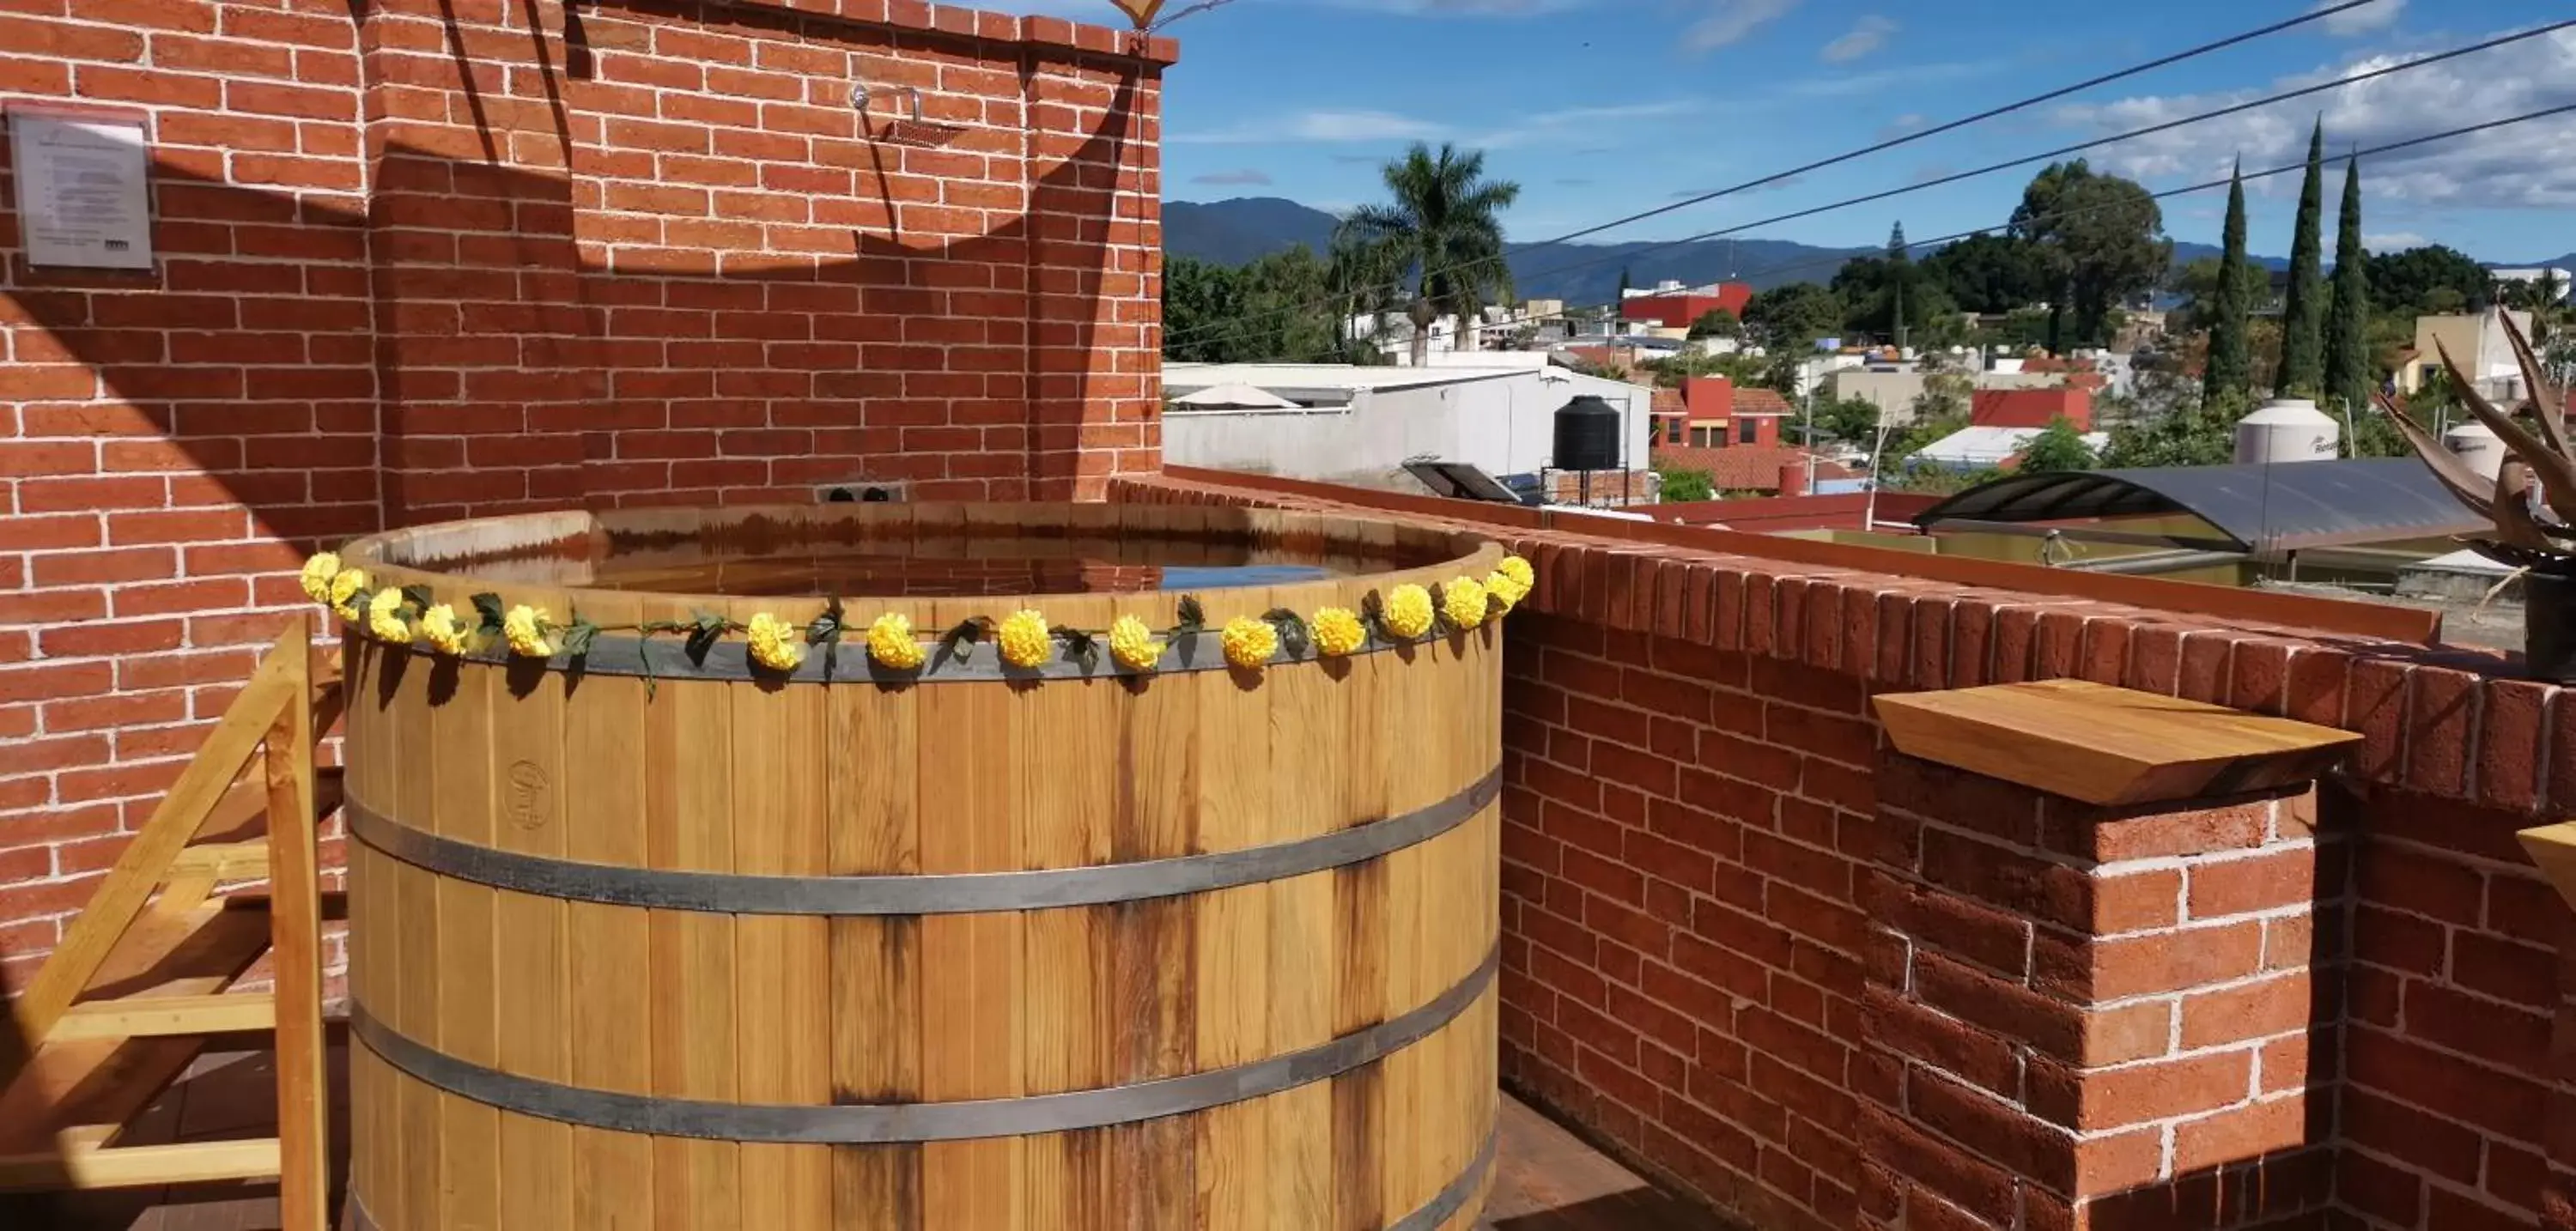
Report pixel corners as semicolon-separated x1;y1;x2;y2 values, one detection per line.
2378;310;2576;572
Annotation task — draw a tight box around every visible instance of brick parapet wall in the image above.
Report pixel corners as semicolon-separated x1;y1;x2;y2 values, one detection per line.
1862;759;2342;1231
1112;469;2576;1231
0;0;1170;979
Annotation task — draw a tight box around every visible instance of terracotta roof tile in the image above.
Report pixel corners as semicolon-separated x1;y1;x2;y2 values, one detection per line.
1649;445;1850;493
1733;388;1793;415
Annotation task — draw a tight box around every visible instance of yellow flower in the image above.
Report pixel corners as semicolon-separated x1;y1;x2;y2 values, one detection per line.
419;603;477;656
1220;616;1279;671
1382;584;1435;640
1485;572;1524;616
1441;576;1489;630
330;568;367;622
299;552;340;603
866;613;925;670
1310;607;1365;658
366;587;412;644
503;604;556;658
746;612;805;672
998;609;1052;670
1109;615;1163;672
1493;555;1534;591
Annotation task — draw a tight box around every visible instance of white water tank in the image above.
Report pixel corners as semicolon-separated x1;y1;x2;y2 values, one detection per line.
2445;421;2506;481
2234;397;2340;464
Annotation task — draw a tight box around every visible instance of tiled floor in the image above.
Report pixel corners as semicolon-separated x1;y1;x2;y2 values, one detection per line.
8;1044;1719;1230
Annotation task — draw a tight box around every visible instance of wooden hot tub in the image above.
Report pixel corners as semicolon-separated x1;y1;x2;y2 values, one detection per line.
324;503;1510;1230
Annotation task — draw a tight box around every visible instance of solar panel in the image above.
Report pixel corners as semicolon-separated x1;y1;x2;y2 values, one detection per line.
1403;460;1530;505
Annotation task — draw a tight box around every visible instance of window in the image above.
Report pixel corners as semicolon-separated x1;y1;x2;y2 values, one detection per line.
1737;419;1759;445
1663;418;1684;445
1692;426;1722;447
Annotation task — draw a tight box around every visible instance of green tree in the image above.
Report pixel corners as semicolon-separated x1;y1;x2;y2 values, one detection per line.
1656;468;1715;503
2011;160;2173;351
2365;245;2492;314
1687;308;1741;339
2018;415;2098;473
2276;121;2328;396
1834;223;1961;348
1163;254;1243;362
1920;231;2053;314
2100;387;2249;469
2172;256;2269;336
2324;153;2373;421
2204;163;2254;405
1743;282;1844;350
1801;396;1883;446
1337;143;1521;366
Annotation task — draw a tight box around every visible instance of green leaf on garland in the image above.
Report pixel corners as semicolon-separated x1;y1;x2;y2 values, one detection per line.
935;618;984;665
471;592;507;634
1263;608;1311;658
1174;595;1206;636
400;583;434;612
806;597;845;646
562;616;600;658
1358;590;1387;640
682;609;728;663
1054;625;1100;670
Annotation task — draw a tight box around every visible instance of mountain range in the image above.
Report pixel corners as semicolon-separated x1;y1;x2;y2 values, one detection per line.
1163;197;2562;303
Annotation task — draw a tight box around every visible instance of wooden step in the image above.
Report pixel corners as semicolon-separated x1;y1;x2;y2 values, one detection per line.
0;1137;283;1192
51;993;276;1043
166;841;268;883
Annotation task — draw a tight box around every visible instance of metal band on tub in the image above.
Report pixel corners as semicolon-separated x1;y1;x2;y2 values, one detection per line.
347;1126;1494;1229
343;765;1498;916
350;946;1495;1144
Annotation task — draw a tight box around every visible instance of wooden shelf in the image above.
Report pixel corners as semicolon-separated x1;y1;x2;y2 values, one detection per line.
1872;678;2360;806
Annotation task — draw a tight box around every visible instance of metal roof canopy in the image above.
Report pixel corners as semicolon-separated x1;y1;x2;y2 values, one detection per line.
1908;458;2489;554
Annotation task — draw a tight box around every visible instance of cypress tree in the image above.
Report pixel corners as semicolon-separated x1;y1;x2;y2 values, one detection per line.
2205;161;2253;405
2278;118;2329;395
2324;154;2372;418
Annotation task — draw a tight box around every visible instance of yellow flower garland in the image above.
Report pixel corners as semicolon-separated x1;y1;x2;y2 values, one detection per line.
503;604;556;658
745;612;805;672
419;603;476;656
299;552;340;603
1109;615;1163;672
294;552;1536;687
329;568;366;622
1310;607;1365;658
1219;616;1278;670
1382;584;1435;640
866;613;926;670
1441;577;1489;630
998;609;1051;670
365;587;412;644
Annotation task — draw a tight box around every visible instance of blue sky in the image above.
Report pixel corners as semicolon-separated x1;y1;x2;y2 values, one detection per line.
990;0;2576;263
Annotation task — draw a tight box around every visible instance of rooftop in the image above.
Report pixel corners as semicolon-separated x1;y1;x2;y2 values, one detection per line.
1911;458;2490;552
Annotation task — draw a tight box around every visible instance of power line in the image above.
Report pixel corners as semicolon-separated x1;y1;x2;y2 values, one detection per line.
1171;15;2571;350
1164;0;2391;348
1374;101;2576;351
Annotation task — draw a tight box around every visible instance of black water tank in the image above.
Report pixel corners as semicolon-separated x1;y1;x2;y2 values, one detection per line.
1552;395;1622;471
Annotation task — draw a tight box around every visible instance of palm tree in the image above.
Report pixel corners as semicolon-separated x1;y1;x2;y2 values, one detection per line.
1337;143;1521;366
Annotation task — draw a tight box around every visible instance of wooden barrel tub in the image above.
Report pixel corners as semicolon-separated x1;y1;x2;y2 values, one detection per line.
329;503;1506;1231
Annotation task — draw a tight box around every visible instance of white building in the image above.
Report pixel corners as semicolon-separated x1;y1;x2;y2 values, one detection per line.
2489;267;2573;301
1161;362;1654;494
1911;425;2110;471
2399;310;2539;398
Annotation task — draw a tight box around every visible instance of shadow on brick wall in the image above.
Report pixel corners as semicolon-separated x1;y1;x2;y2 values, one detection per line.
7;45;1145;556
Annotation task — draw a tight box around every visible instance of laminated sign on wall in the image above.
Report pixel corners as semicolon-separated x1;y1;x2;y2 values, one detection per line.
9;107;154;270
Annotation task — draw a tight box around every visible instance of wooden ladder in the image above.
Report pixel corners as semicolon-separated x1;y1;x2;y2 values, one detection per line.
0;613;342;1229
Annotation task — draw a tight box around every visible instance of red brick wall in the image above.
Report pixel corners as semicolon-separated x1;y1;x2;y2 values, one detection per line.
0;0;1171;982
1500;612;1873;1231
1115;468;2576;1231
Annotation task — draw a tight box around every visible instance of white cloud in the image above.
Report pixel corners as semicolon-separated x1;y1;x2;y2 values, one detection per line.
1683;0;1801;55
2312;0;2404;37
2050;28;2576;210
1469;98;1702;149
1821;15;1898;63
1170;109;1450;144
2364;230;2432;250
1192;168;1274;185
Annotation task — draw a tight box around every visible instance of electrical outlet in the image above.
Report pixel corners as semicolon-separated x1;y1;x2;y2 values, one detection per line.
814;479;909;504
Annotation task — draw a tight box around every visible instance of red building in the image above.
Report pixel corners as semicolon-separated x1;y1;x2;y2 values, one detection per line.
1675;376;1791;446
1619;281;1755;330
1971;385;2094;431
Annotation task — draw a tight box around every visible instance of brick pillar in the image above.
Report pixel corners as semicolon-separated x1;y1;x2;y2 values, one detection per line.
1856;695;2348;1230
